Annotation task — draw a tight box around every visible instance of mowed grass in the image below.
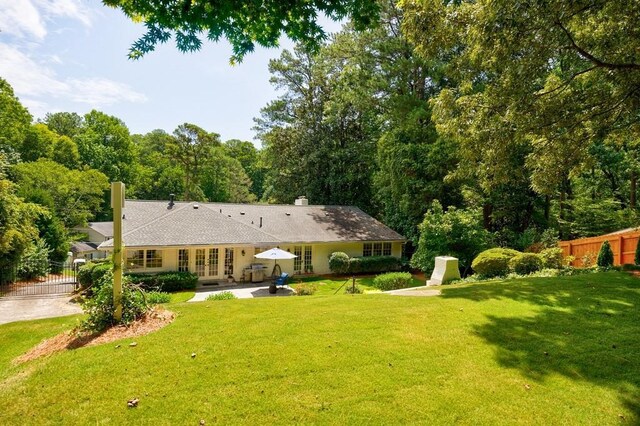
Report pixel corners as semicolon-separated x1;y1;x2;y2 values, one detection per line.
1;272;639;424
291;275;424;295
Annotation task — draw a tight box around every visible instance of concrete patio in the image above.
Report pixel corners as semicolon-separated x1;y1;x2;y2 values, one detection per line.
189;283;294;301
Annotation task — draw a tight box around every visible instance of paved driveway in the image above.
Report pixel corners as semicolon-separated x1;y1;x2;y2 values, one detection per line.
189;284;294;301
0;296;82;325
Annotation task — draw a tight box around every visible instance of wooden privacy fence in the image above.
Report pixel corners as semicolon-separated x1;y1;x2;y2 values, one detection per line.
559;229;640;267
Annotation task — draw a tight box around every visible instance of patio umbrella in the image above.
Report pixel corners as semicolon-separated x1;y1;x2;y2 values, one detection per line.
254;247;297;277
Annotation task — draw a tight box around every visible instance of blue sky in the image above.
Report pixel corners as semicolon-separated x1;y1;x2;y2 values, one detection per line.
0;1;342;145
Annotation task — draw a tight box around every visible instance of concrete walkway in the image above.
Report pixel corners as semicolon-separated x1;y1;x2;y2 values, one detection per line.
189;284;294;301
385;286;441;297
0;295;82;325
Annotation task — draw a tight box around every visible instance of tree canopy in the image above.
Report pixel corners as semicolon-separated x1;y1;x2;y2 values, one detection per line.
104;0;380;62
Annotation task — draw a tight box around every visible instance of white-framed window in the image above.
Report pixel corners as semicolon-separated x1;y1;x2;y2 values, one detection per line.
146;249;163;268
304;246;312;271
363;243;372;257
126;249;144;269
178;249;189;272
294;246;302;272
209;248;219;276
383;242;392;256
224;248;234;276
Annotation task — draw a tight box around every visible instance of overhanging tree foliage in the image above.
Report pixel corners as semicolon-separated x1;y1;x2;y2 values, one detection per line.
103;0;380;62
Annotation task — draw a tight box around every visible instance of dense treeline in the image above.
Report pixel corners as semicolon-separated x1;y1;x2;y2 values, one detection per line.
1;0;638;274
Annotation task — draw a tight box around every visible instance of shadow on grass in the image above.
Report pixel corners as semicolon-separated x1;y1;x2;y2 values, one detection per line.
441;272;640;420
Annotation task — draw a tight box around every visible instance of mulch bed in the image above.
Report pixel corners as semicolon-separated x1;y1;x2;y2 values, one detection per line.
15;308;175;364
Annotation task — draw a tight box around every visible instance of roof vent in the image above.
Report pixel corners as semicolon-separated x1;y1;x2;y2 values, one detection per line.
240;211;245;215
285;212;291;216
294;196;308;206
168;194;175;208
193;203;199;209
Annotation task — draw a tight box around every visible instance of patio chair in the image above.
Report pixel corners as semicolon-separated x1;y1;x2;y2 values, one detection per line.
274;272;289;287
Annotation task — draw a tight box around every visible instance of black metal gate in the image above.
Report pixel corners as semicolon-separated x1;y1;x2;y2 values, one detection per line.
0;260;78;297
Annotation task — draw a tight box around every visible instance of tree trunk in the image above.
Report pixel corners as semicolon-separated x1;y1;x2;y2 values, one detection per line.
631;170;637;209
483;203;493;231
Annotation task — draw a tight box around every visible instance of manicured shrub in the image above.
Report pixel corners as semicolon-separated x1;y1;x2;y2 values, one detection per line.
597;240;614;267
509;253;543;275
126;271;198;292
539;247;564;269
328;252;350;274
146;291;171;304
294;283;317;296
471;248;521;278
329;252;402;275
372;272;413;291
81;273;148;331
206;291;236;301
349;256;401;274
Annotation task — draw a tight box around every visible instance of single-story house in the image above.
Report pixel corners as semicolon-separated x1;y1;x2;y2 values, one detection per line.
71;222;114;261
98;196;406;282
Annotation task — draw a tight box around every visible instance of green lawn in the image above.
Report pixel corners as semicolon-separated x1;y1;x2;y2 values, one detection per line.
1;272;639;424
290;274;424;295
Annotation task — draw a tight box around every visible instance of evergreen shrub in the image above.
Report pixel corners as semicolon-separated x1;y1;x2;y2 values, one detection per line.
539;247;564;269
471;248;521;277
509;253;543;275
596;240;614;267
328;252;350;274
372;272;413;291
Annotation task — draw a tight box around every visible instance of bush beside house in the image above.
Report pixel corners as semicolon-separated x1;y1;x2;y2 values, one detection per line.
78;262;197;292
328;252;401;275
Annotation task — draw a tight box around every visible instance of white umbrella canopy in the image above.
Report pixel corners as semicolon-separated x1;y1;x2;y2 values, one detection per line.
254;247;297;278
254;247;297;260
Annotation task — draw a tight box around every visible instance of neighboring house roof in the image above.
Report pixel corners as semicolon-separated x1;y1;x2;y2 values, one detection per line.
76;221;114;239
99;200;405;249
71;242;100;253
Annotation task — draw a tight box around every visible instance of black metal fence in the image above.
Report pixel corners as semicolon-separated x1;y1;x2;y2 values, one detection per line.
0;260;78;297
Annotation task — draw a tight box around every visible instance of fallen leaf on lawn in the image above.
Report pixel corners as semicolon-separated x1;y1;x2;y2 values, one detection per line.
129;342;137;347
524;384;531;390
127;398;139;408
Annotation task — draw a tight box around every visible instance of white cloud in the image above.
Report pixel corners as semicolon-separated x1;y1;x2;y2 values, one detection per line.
0;0;47;39
35;0;91;27
0;0;91;40
0;43;147;111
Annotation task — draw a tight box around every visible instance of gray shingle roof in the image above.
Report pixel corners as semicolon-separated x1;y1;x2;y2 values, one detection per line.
71;242;99;253
88;222;114;237
99;200;405;248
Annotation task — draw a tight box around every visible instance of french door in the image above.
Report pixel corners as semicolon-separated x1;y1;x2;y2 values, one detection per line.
193;248;222;279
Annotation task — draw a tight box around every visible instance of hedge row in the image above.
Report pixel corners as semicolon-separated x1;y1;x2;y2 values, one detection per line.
77;262;197;292
372;272;413;291
471;247;566;277
127;272;198;292
328;252;402;275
